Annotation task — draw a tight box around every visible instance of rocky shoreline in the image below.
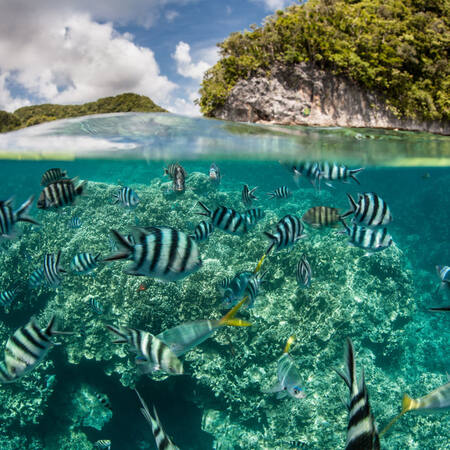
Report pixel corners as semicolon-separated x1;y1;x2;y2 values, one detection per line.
211;63;449;135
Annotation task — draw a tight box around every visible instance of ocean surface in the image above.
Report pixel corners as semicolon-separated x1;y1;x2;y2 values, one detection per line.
0;113;448;449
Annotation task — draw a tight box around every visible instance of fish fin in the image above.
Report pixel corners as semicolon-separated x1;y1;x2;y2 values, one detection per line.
75;180;87;196
219;296;250;326
196;200;211;217
94;252;101;262
250;187;258;199
276;390;288;399
350;168;364;184
14;195;41;226
266;382;283;394
336;338;355;390
223;318;251;327
401;393;417;413
44;315;57;336
339;217;350;233
340;193;357;219
264;232;276;255
284;335;295;354
105;324;128;343
135;389;157;429
103;230;133;262
253;253;266;274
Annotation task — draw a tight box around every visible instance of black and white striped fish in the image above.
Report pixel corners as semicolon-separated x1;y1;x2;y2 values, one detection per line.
164;163;180;179
341;193;392;227
113;187;139;208
43;251;67;287
197;201;251;235
319;162;364;185
29;267;45;288
340;219;393;253
135;389;179;450
68;216;82;229
218;277;232;294
267;186;291;199
287;161;321;188
41;168;67;186
244;208;265;225
264;215;305;255
0;196;40;238
70;252;101;274
0;288;17;313
37;178;86;210
336;338;380;450
221;271;266;309
89;298;104;314
437;265;450;284
104;227;202;282
106;325;183;375
94;440;111;450
190;221;214;242
296;255;311;288
242;185;258;207
0;315;70;383
96;392;112;409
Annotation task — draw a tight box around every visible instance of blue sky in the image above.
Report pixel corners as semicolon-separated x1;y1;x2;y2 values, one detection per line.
0;0;296;115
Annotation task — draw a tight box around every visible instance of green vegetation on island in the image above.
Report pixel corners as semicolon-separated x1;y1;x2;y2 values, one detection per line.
0;93;167;133
199;0;449;122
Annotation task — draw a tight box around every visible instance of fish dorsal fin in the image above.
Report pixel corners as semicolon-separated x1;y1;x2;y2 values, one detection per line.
253;253;266;274
219;296;251;326
284;335;295;354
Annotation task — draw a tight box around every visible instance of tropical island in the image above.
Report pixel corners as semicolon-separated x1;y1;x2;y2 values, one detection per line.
198;0;449;134
0;93;166;133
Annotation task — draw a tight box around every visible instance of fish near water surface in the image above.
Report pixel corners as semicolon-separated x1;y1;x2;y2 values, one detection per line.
268;336;306;400
318;162;364;186
164;163;186;193
106;324;183;375
37;178;86;210
341;193;392;227
40;168;67;186
336;338;380;450
0;196;40;239
157;296;251;357
242;184;258;207
104;227;202;282
267;186;291;199
209;163;221;185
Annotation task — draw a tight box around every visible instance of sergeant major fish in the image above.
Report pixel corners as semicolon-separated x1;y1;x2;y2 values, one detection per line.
135;389;179;450
244;208;265;225
242;185;258;207
70;252;101;274
335;338;380;450
41;168;67;186
106;324;183;375
221;271;266;309
340;218;393;253
113;187;139;208
94;440;111;450
302;206;340;228
0;315;72;383
264;215;305;255
37;178;86;210
197;201;252;235
267;186;291;199
29;266;45;288
0;196;40;239
43;251;67;287
319;162;364;186
436;265;450;290
268;336;306;400
296;255;311;288
0;288;18;313
157;296;251;357
190;220;214;242
104;227;202;282
341;193;392;227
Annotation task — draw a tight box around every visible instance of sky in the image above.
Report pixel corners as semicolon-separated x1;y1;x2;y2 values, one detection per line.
0;0;297;116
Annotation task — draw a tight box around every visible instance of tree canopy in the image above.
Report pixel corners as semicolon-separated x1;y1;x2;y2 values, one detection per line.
198;0;449;122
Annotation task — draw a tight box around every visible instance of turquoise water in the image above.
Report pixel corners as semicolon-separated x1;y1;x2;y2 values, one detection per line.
0;113;448;449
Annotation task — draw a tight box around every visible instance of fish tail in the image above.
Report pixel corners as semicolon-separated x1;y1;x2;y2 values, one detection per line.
350;168;364;184
264;232;276;255
75;180;87;196
103;230;133;261
339;217;350;233
105;324;128;343
266;192;275;199
55;250;67;273
219;296;252;326
250;187;258;199
196;200;211;217
253;253;266;274
335;338;355;391
283;335;295;354
14;195;41;226
340;193;357;219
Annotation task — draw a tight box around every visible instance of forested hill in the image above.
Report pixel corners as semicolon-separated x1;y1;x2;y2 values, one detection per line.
0;93;167;133
199;0;449;123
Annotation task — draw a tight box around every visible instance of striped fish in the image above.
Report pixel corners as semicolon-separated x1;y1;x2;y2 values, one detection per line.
319;162;364;185
218;277;232;294
436;265;450;284
0;196;40;238
221;271;266;309
113;187;139;208
70;252;101;274
0;315;69;383
96;392;112;409
43;251;66;287
89;298;104;314
157;297;250;357
37;178;85;210
336;338;380;450
267;186;291;199
197;201;251;235
68;216;82;229
341;193;392;227
41;168;67;186
0;288;17;313
242;185;258;207
296;255;311;288
135;389;179;450
268;336;306;400
190;220;214;242
29;267;45;288
340;219;393;253
106;325;183;375
104;227;202;282
302;206;340;228
164;163;181;179
172;165;186;193
244;208;265;225
209;163;221;186
289;161;321;185
264;215;305;255
94;440;111;449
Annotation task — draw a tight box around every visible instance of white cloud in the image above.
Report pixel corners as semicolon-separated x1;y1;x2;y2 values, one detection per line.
252;0;296;11
0;13;176;111
172;41;216;81
165;10;180;22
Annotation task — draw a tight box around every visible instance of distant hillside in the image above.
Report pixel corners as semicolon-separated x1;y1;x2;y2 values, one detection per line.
0;93;167;133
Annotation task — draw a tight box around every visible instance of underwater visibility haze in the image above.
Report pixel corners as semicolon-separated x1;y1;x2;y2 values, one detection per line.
0;113;448;449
